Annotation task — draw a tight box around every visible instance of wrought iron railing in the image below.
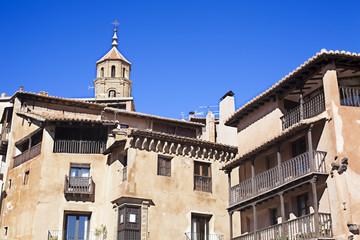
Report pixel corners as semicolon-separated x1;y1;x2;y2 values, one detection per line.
194;175;212;193
339;86;360;107
232;213;332;240
47;230;104;240
54;140;106;154
64;176;93;195
230;151;327;206
281;92;325;129
13;142;42;168
185;232;224;240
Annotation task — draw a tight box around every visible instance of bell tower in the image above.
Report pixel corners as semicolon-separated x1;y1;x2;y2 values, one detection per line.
94;21;132;99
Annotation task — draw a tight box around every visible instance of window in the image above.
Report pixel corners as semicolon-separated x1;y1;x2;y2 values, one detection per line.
4;227;8;236
24;171;30;185
194;161;212;192
270;208;278;225
120;154;127;182
70;164;90;177
100;67;104;77
297;193;310;216
292;137;306;157
65;213;90;240
122;67;126;78
158;156;171;177
109;90;116;98
120;124;129;129
111;65;116;77
117;206;141;240
8;179;11;189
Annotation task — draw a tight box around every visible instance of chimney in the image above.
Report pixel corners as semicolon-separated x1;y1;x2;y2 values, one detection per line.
1;93;6;98
19;86;23;92
188;111;195;120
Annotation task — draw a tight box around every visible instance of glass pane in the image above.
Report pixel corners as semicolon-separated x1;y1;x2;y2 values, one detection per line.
77;216;89;240
194;163;200;175
66;215;76;240
70;168;79;177
81;168;90;177
202;165;209;177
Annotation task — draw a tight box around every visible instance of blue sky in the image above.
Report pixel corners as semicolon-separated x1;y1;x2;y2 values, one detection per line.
1;0;359;119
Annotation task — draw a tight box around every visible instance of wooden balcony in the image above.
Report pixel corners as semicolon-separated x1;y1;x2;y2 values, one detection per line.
339;86;360;107
232;213;332;240
281;92;325;130
185;232;224;240
0;126;11;155
64;176;93;195
13;142;42;168
229;151;327;207
54;140;106;154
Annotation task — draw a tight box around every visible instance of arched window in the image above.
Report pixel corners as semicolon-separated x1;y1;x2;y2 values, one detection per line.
122;67;126;78
109;90;116;98
111;65;116;77
100;67;104;77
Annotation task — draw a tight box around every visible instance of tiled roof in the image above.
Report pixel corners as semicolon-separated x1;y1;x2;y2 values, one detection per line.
12;91;106;109
221;116;328;171
128;128;238;153
104;107;205;127
96;47;131;64
225;49;360;126
16;111;117;124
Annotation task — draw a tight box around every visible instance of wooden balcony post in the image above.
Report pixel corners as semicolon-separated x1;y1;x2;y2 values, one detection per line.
277;144;283;184
253;203;258;240
229;211;234;239
227;169;232;205
279;192;286;239
299;91;304;120
251;158;255;195
27;137;32;161
311;177;320;236
307;125;314;171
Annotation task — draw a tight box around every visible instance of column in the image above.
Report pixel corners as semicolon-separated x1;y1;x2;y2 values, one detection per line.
277;144;282;184
307;125;314;171
279;192;286;238
229;211;234;239
228;170;232;205
299;90;304;120
311;177;320;235
251;158;255;195
253;203;258;240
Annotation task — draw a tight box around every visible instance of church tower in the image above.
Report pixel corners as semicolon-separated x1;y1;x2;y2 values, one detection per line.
94;22;132;99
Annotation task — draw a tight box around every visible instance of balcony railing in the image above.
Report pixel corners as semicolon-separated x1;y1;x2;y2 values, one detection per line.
194;176;212;193
54;140;106;154
64;176;93;195
339;86;360;107
185;232;224;240
281;92;325;130
230;151;326;206
48;230;104;240
13;142;42;168
233;213;332;240
0;125;11;141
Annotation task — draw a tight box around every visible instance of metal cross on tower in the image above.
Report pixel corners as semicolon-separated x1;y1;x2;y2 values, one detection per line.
112;20;120;29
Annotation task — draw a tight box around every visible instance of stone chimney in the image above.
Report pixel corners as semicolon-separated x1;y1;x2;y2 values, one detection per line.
1;93;6;98
19;86;23;92
217;91;238;146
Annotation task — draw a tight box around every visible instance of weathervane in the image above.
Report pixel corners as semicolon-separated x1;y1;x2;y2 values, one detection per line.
111;20;119;48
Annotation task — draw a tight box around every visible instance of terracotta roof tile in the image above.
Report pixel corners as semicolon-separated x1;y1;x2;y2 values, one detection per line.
97;47;131;64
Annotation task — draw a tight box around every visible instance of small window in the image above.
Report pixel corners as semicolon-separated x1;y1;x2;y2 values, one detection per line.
158;156;171;177
194;161;212;192
8;179;11;189
120;124;129;129
122;67;126;78
111;65;116;77
109;90;116;98
4;227;8;236
100;67;104;77
24;171;30;185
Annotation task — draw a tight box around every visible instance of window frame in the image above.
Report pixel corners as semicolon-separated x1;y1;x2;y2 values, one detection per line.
193;161;212;193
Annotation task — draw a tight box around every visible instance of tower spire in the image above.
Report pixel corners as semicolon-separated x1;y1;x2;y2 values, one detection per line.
111;20;119;48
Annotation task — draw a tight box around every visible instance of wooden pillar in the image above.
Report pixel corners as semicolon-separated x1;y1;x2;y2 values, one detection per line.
27;136;32;160
277;144;282;184
299;89;304;120
311;177;320;235
251;158;255;195
279;192;286;238
229;211;234;239
228;170;232;205
253;203;258;240
307;125;314;171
